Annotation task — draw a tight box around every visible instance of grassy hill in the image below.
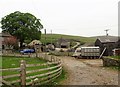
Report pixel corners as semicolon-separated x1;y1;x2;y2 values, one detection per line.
41;34;96;45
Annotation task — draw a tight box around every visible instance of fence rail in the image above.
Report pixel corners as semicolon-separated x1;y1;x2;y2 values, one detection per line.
1;53;62;86
26;63;61;74
26;62;59;67
2;74;20;79
0;67;20;72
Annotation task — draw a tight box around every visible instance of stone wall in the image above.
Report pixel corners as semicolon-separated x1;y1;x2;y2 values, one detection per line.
102;57;120;67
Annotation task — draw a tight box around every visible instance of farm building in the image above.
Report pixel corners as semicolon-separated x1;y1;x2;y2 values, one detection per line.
113;48;120;56
115;38;120;48
95;36;118;56
113;38;120;56
46;44;55;51
55;38;70;48
28;40;42;46
28;40;42;52
0;32;12;49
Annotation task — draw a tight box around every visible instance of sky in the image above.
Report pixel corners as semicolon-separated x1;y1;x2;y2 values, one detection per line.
0;0;119;37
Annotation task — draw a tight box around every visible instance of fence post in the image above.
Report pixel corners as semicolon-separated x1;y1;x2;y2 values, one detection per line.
59;59;61;63
28;53;30;58
44;53;47;60
51;56;53;62
20;60;26;87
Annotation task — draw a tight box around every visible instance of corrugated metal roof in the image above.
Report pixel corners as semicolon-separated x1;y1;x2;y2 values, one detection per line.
97;36;118;43
28;40;42;46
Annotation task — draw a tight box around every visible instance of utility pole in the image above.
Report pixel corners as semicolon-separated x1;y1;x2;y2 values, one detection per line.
104;29;110;36
44;29;46;52
51;30;52;44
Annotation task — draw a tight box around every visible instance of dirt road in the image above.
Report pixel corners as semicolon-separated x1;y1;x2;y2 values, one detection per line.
59;56;118;85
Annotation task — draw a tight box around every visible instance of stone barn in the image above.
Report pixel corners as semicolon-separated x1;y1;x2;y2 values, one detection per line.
28;40;42;52
115;38;120;48
55;38;70;48
95;36;118;56
1;33;12;49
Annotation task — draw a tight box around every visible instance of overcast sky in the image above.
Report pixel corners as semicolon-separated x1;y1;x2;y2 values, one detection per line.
0;0;119;37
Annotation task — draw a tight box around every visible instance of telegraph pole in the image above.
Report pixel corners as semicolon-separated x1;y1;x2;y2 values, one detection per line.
104;29;110;36
51;30;52;44
44;29;46;52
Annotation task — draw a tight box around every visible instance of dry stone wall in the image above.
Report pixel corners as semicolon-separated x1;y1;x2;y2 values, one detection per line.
102;57;120;67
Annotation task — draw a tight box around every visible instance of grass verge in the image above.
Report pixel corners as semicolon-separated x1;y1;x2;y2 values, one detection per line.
44;67;68;86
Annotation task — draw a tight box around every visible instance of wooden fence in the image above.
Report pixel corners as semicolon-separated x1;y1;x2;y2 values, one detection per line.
1;53;62;86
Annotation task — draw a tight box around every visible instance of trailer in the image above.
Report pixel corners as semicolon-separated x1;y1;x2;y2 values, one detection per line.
72;46;100;58
81;47;100;58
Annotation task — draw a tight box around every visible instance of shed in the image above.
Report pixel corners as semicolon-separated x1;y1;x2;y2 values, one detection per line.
95;36;118;56
28;40;42;52
115;38;120;48
55;38;70;48
28;40;42;46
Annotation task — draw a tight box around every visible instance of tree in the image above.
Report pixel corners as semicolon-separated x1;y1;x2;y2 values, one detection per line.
1;11;43;48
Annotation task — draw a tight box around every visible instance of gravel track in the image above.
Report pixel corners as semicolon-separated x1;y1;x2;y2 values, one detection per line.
59;56;118;85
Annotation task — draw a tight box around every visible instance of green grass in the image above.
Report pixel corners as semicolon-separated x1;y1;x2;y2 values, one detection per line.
105;56;120;71
43;67;68;86
2;56;46;69
41;34;96;44
2;56;65;86
109;56;120;59
2;56;48;81
104;66;120;71
53;67;68;85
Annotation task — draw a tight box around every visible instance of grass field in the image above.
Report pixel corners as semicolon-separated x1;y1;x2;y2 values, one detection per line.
2;56;64;85
41;34;96;44
110;56;120;59
2;56;47;69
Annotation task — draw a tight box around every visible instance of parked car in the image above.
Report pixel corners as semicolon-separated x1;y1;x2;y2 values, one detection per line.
20;49;35;54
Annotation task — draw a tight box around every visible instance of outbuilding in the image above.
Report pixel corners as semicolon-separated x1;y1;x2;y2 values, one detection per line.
55;38;70;48
95;36;118;56
28;40;42;52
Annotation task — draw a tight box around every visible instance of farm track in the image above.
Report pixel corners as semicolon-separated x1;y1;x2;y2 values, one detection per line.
59;56;119;85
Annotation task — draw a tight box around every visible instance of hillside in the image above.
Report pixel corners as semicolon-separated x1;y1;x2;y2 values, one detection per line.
91;35;118;38
41;34;96;44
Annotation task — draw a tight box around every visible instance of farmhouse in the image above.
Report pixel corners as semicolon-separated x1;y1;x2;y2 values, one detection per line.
0;32;12;49
95;36;118;56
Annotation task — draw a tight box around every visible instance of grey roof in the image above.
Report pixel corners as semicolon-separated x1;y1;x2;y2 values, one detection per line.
57;38;69;42
97;36;118;43
0;33;11;37
28;40;42;46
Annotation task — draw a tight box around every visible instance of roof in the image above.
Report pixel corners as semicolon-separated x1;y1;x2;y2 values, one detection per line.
57;38;69;43
97;36;118;43
0;32;11;37
61;42;69;46
28;40;42;46
81;46;99;49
